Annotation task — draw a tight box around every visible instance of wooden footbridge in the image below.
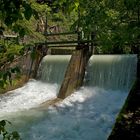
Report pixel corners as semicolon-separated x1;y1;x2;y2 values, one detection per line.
46;31;94;46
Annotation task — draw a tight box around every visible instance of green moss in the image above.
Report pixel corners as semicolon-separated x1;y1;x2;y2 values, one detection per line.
0;75;28;94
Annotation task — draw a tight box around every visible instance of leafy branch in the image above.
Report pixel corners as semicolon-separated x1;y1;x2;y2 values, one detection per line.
0;120;20;140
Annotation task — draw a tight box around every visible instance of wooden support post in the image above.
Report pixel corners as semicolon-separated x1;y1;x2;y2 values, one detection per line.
58;45;90;99
91;32;97;55
137;54;140;80
31;45;48;78
90;32;94;55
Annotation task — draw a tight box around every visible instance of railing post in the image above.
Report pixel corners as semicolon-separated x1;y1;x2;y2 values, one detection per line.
137;53;140;80
90;32;96;55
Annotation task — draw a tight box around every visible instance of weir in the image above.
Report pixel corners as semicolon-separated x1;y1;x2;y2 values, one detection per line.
36;54;137;98
86;55;137;91
57;53;137;98
1;54;137;115
37;55;71;85
0;55;70;116
0;54;137;140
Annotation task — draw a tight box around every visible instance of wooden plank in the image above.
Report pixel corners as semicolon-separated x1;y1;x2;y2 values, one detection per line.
45;31;77;36
47;40;94;45
3;34;18;38
57;46;90;99
48;45;77;47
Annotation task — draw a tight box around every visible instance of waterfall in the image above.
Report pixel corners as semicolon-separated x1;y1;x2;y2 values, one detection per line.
37;55;71;84
0;54;138;140
0;55;71;116
85;55;137;91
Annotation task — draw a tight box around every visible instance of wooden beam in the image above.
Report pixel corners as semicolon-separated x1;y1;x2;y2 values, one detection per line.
58;47;90;99
47;40;94;45
48;45;77;48
45;32;77;36
3;34;18;39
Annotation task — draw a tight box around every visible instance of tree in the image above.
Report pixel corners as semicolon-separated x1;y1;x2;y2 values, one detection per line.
0;0;42;35
56;0;140;54
0;120;20;140
0;0;49;88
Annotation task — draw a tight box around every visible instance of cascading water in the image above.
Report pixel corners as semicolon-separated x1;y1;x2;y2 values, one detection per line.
0;54;137;140
85;55;137;91
37;55;71;84
0;55;71;117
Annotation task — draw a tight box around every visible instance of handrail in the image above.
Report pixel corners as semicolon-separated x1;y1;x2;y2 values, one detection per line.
48;45;77;48
47;40;94;45
45;31;77;36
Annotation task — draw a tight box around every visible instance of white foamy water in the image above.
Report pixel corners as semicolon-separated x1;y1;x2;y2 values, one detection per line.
1;87;128;140
0;55;70;118
0;79;58;117
0;55;137;140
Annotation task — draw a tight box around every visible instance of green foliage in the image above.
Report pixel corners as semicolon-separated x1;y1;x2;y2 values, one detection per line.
0;120;20;140
0;0;51;89
0;40;22;89
57;0;140;54
0;67;21;89
31;47;37;60
0;41;23;65
0;0;38;33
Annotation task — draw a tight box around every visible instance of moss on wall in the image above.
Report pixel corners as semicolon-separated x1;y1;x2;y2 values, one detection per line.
0;75;28;94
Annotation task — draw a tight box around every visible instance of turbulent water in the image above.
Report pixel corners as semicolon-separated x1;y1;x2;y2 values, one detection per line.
0;55;71;118
85;55;137;90
0;55;137;140
37;55;71;84
0;80;58;117
2;88;128;140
